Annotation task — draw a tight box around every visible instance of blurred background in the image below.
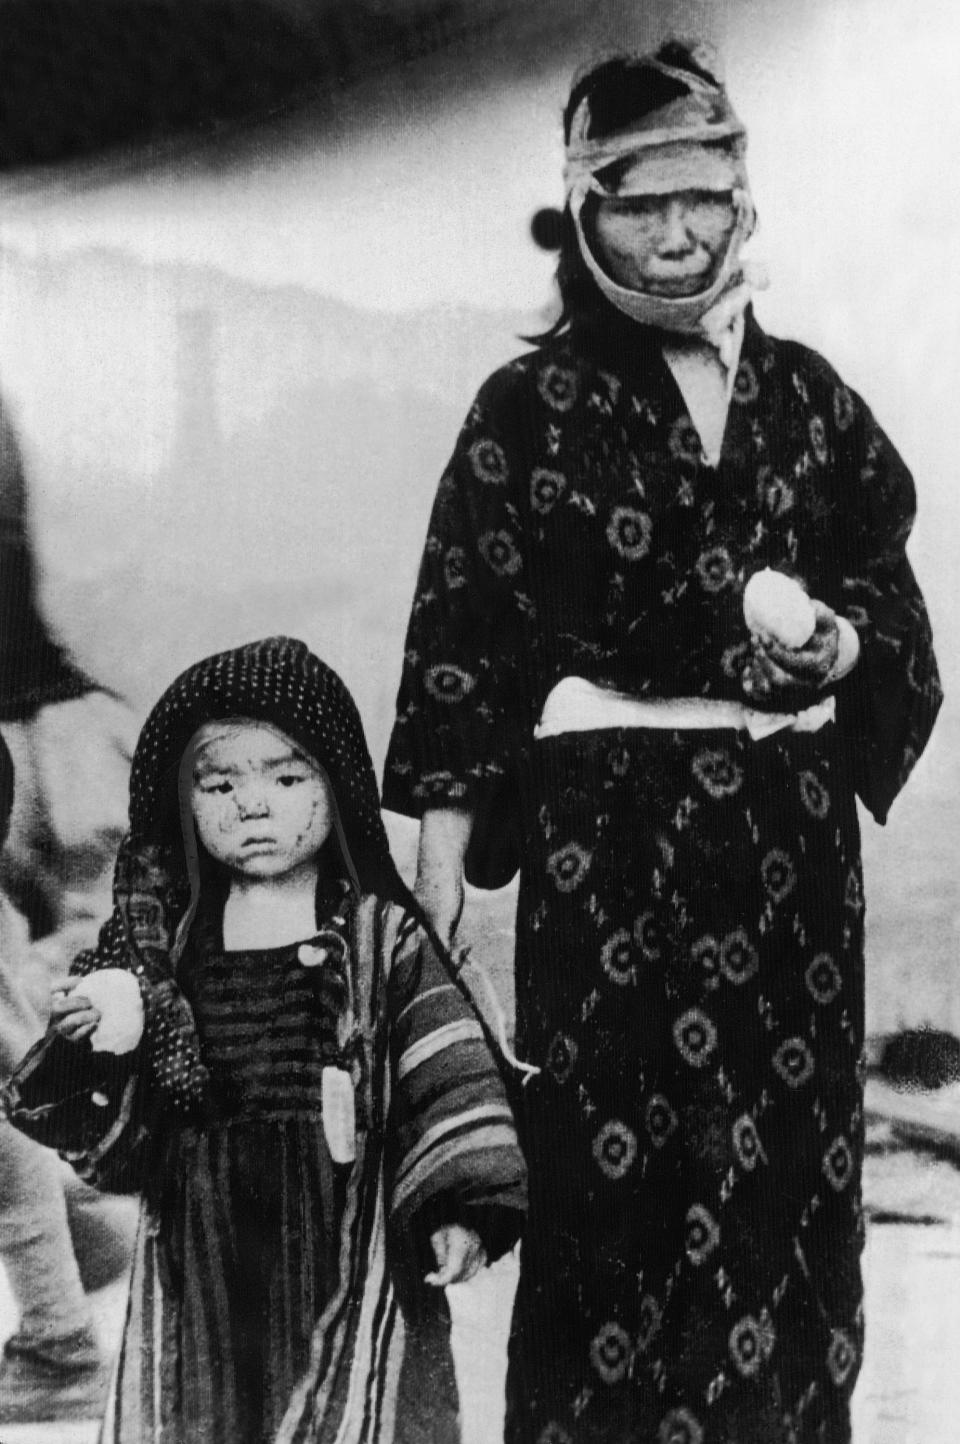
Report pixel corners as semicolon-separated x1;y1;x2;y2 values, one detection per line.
0;0;957;1039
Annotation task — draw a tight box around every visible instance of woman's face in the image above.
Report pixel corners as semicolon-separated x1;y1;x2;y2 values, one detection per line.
189;720;334;881
591;189;737;298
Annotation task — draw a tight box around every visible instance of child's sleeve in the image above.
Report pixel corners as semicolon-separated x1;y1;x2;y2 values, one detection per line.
384;910;527;1264
3;834;206;1187
69;835;208;1114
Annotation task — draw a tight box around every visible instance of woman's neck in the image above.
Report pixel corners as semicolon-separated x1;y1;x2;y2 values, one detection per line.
222;860;322;951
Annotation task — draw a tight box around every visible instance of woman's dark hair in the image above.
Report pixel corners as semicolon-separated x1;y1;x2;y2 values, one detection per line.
523;200;604;346
527;41;720;345
563;45;716;147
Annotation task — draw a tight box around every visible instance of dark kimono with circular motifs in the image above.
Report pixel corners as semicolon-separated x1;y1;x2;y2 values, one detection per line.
383;308;942;1444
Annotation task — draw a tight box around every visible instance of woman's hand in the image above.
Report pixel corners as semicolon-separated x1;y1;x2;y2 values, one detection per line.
743;601;840;708
425;1224;487;1287
49;976;102;1044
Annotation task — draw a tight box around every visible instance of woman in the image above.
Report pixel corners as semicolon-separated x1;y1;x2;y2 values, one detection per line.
383;41;942;1444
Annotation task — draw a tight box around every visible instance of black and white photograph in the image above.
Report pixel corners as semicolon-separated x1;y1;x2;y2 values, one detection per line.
0;2;957;1441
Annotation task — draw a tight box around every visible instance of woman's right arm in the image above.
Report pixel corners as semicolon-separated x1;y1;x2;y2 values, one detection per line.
414;804;475;944
383;366;530;893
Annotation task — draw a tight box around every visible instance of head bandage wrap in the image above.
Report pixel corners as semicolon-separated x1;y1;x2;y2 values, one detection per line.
565;51;757;333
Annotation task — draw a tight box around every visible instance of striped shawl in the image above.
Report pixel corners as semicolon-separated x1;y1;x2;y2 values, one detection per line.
11;888;525;1444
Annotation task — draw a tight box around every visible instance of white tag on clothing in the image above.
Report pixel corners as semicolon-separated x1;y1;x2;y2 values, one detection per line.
322;1066;356;1164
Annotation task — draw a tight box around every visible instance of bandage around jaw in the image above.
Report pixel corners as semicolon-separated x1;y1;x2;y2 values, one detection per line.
70;968;145;1054
570;181;756;334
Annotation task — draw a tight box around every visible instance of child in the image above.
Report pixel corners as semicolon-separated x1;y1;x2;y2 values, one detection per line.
4;637;527;1444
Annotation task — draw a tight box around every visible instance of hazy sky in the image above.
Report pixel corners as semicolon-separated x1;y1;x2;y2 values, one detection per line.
0;0;955;1039
0;1;955;388
1;0;955;521
0;0;956;657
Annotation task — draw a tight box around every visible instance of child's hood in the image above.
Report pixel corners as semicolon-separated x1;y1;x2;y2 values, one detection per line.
128;636;395;895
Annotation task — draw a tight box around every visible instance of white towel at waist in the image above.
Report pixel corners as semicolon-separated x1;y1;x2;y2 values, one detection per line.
534;676;836;742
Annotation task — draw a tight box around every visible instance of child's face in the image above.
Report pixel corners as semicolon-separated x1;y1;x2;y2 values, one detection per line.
190;721;334;881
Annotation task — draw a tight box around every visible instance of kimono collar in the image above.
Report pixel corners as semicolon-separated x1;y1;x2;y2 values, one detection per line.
185;874;357;965
571;298;771;386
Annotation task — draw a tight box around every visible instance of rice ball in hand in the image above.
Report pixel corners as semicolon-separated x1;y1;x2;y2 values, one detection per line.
743;568;817;649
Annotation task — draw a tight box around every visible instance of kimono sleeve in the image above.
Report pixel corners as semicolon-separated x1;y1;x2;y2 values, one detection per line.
383;369;533;839
383;908;527;1264
831;383;943;823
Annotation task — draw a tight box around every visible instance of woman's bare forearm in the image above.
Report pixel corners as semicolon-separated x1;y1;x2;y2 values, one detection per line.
414;806;475;943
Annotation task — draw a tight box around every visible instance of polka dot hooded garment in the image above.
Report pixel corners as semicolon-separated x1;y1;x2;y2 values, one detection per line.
130;635;394;888
73;637;403;1115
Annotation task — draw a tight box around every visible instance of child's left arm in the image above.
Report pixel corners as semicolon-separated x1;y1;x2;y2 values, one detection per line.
383;908;527;1280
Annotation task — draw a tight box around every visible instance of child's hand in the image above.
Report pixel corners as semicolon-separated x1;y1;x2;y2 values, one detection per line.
49;976;102;1044
425;1224;486;1287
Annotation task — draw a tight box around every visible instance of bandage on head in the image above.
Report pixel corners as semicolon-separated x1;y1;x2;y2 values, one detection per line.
563;52;748;201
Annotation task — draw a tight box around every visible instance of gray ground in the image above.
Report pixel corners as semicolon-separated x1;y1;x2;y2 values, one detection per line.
2;1103;959;1444
4;824;952;1441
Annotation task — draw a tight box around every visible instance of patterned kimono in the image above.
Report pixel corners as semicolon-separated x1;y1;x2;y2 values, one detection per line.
383;309;942;1444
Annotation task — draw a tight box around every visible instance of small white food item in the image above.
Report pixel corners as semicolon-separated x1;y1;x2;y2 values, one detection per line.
75;968;145;1054
743;568;816;649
